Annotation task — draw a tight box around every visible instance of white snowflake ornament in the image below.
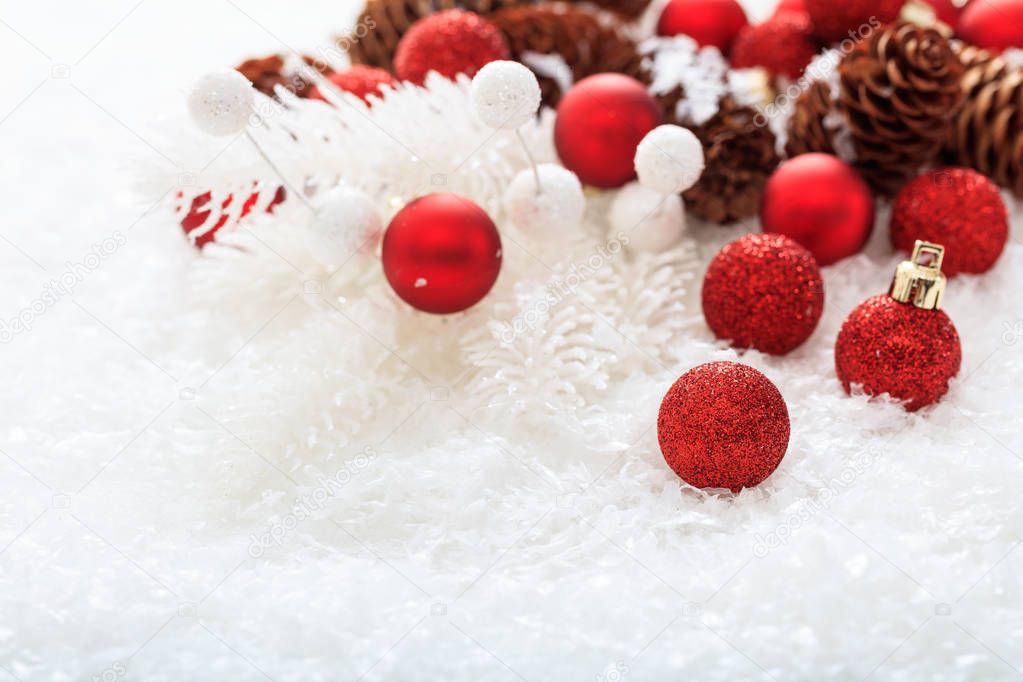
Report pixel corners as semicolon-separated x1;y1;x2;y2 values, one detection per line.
471;61;542;130
305;186;383;265
187;70;256;137
504;164;585;234
635;125;704;195
610;182;686;253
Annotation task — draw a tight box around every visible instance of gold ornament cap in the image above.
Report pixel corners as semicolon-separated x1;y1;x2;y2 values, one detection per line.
890;240;947;310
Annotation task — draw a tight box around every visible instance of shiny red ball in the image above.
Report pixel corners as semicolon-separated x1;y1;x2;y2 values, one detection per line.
394;10;510;86
382;193;502;315
804;0;903;42
309;66;396;104
554;74;662;189
958;0;1023;51
890;168;1008;277
730;13;818;79
656;0;750;52
762;153;874;266
658;361;790;492
702;233;824;355
836;294;961;411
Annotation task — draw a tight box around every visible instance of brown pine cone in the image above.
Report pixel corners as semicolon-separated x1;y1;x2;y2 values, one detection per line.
785;80;837;158
490;4;648;108
682;99;781;224
235;54;332;99
580;0;652;18
947;68;1023;197
838;22;964;195
346;0;527;71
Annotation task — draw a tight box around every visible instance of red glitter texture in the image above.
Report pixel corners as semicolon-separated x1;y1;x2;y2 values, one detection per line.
702;233;824;355
657;361;790;492
804;0;904;42
835;294;961;411
730;13;818;79
890;168;1009;277
393;10;510;86
309;66;396;104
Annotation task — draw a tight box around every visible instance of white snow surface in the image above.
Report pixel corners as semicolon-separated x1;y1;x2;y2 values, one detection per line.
2;1;1023;681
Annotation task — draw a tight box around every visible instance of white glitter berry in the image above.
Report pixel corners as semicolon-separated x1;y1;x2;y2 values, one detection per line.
635;124;705;195
306;186;383;264
187;70;256;137
471;61;542;130
504;164;585;234
610;182;686;252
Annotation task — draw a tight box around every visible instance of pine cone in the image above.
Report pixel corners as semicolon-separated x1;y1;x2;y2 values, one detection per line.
346;0;527;71
682;99;781;224
490;5;648;108
235;54;332;99
947;67;1023;197
838;22;964;195
582;0;652;18
785;80;837;157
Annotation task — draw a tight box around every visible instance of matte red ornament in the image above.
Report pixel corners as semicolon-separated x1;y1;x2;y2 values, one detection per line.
804;0;903;42
656;0;750;52
394;9;510;86
309;66;396;104
702;233;824;355
836;242;961;411
771;0;808;18
658;361;790;492
958;0;1023;51
730;13;818;79
890;168;1008;277
761;153;874;266
554;74;663;189
382;193;502;315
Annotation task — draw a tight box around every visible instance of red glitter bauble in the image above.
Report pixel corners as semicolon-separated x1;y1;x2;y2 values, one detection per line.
554;74;662;189
761;153;874;266
393;10;510;86
890;168;1008;277
656;0;749;51
836;294;961;411
382;193;502;315
702;233;824;355
771;0;808;19
309;66;396;104
804;0;903;42
658;361;790;492
730;13;818;79
958;0;1023;51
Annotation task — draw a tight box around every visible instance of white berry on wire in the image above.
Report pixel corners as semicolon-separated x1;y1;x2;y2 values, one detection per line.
504;164;585;234
610;182;686;252
305;186;383;265
635;125;705;195
187;70;256;137
470;61;542;130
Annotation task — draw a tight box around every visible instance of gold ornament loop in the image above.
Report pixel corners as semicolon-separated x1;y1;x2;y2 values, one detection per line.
890;240;947;310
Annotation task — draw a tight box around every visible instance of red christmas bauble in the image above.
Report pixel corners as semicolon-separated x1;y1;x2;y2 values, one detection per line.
804;0;904;42
761;153;874;266
554;74;662;189
656;0;750;51
925;0;970;27
835;294;961;411
394;10;510;86
658;361;790;492
382;193;502;314
309;66;396;104
702;233;824;355
730;13;818;79
958;0;1023;51
771;0;808;18
890;168;1008;277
